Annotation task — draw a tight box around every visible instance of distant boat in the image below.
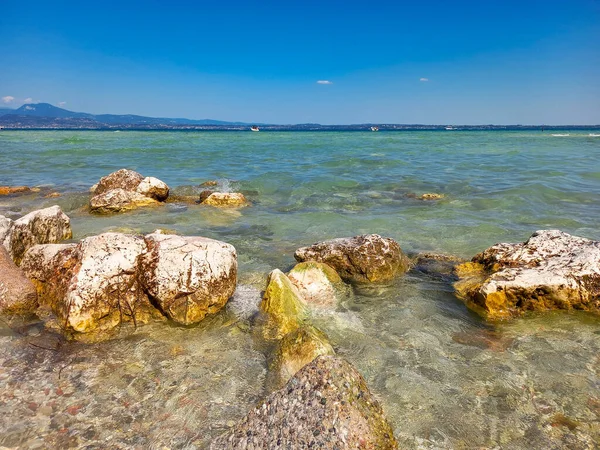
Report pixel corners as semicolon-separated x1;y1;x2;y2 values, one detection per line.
250;126;259;132
445;126;455;130
370;126;379;132
551;133;570;137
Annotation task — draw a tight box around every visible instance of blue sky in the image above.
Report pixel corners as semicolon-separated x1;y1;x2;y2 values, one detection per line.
1;0;599;124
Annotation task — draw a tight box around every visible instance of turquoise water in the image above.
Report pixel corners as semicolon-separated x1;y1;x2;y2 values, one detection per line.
1;130;599;448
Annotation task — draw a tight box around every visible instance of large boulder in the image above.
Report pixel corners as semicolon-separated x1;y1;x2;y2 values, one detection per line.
90;169;169;213
211;355;398;449
287;261;348;307
21;233;151;334
260;269;307;340
0;246;37;314
294;234;410;284
2;206;72;265
90;188;159;213
454;230;600;319
139;233;237;325
271;325;335;386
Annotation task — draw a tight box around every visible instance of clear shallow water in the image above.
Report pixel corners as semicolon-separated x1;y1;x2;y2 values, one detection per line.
0;130;599;448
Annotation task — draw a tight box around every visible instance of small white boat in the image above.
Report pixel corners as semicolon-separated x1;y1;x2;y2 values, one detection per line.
370;126;379;132
445;126;455;130
551;133;570;137
250;126;259;132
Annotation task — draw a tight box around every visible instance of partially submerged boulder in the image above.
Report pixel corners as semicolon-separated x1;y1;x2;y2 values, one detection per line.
21;233;151;334
455;230;600;319
92;168;144;195
287;261;347;307
90;169;170;213
90;188;159;213
0;246;37;314
201;192;248;207
139;233;237;325
272;325;335;386
211;355;398;449
2;206;72;265
260;269;307;340
294;234;410;284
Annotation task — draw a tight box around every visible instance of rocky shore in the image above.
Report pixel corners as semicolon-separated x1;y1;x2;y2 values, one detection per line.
1;170;600;448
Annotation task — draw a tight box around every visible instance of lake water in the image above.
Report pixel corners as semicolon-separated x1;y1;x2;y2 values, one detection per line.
1;130;599;449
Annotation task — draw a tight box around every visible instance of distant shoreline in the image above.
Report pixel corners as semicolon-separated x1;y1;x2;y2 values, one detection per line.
2;125;599;132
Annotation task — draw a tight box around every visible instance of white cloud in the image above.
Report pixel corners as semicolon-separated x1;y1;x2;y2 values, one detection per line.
58;101;67;107
24;97;33;103
2;96;15;103
420;78;429;82
316;80;333;85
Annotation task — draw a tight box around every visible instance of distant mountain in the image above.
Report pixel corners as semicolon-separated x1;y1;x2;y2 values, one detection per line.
0;103;248;127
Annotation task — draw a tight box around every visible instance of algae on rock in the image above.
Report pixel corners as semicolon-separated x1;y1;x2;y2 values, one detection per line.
259;269;307;340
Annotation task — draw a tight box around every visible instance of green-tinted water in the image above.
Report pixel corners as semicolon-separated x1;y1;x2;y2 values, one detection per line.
1;130;599;448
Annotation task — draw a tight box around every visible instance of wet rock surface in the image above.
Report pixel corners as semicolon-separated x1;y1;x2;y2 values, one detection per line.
0;246;37;314
211;355;398;449
455;230;600;319
294;234;410;284
259;269;307;340
89;169;170;213
271;324;335;387
287;261;348;307
139;233;238;325
202;192;248;207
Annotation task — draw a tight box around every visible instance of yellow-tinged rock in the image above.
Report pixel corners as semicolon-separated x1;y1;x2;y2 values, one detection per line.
202;192;248;207
260;269;307;340
272;325;335;386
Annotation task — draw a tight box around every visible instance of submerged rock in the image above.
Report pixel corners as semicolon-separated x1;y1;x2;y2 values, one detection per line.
287;261;347;307
412;252;464;281
294;234;410;284
419;193;444;200
202;192;248;207
139;233;237;325
272;324;335;386
0;186;31;195
0;246;37;314
2;206;73;265
455;230;600;319
211;355;398;449
260;269;307;340
90;169;169;213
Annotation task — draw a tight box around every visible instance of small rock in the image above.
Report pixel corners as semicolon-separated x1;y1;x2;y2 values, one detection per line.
0;186;31;195
420;193;444;200
202;192;248;207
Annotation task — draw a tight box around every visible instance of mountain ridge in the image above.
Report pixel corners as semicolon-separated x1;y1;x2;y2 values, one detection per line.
0;103;249;126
